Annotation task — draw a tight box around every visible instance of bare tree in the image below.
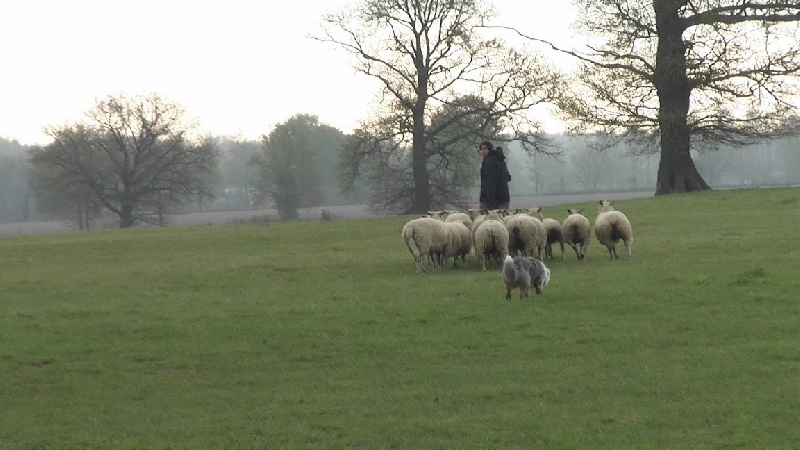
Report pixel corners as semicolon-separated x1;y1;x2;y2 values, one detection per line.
30;94;219;228
504;0;800;194
317;0;565;213
341;95;502;213
28;140;103;230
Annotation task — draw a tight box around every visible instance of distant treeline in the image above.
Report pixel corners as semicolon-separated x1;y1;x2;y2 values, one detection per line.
1;134;798;224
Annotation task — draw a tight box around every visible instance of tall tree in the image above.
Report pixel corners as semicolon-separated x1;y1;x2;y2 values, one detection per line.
341;95;504;212
318;0;564;213
512;0;800;194
253;114;334;220
29;94;219;228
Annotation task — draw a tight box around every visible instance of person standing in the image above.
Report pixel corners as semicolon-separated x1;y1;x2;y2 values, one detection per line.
478;140;511;212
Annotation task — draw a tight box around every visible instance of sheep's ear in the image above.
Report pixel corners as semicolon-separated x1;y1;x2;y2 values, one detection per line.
536;207;542;213
578;208;584;213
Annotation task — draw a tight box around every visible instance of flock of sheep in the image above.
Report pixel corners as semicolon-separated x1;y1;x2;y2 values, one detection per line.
400;200;634;276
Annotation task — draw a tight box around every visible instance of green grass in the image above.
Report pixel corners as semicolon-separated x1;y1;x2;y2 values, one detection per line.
1;187;799;448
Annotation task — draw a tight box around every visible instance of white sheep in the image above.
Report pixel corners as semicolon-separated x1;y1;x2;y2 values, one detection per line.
523;207;564;260
516;207;550;259
443;210;473;230
562;209;591;261
594;200;633;259
423;210;451;221
423;210;472;267
504;211;545;259
525;208;565;261
401;217;450;273
468;208;508;259
443;221;472;267
472;210;510;271
466;208;486;234
541;218;564;260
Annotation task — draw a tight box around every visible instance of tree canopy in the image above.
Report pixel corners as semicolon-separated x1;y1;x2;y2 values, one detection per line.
508;0;800;194
252;114;344;220
29;94;219;228
318;0;565;213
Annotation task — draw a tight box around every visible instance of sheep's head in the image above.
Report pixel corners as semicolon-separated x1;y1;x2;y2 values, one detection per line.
567;208;584;215
525;207;544;220
466;208;485;221
598;200;615;213
485;210;505;222
498;209;510;218
424;210;449;221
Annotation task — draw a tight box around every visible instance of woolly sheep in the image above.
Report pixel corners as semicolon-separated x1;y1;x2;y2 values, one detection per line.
516;207;549;259
424;210;451;221
443;211;473;230
541;218;565;261
472;210;510;271
423;211;472;267
522;207;564;260
562;209;591;261
468;208;508;259
401;217;449;273
443;221;472;267
466;208;487;260
502;255;551;300
504;211;545;259
467;208;486;234
594;200;633;259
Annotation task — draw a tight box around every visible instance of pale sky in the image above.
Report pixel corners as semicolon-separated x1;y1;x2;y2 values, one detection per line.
0;1;579;146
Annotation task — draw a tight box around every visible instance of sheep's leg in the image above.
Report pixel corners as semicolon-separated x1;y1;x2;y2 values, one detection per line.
480;253;487;272
568;243;580;260
559;241;565;261
416;255;426;273
505;287;512;301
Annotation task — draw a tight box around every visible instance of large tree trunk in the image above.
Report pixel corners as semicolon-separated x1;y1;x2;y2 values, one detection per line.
653;0;711;195
119;202;134;228
410;104;431;214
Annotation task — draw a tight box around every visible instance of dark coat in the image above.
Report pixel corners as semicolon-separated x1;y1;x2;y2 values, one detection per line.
479;150;511;209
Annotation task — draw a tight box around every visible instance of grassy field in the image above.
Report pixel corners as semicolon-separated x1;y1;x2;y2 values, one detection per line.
1;187;798;448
